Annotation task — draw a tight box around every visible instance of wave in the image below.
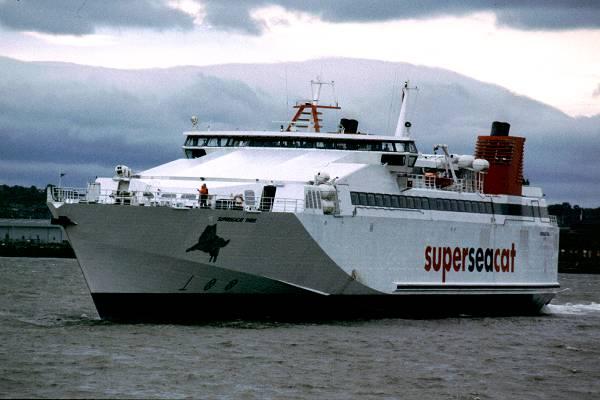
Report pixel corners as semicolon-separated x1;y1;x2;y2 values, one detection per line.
543;302;600;315
1;311;102;327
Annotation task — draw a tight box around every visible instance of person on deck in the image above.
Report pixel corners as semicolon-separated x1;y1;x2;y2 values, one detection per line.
198;183;209;208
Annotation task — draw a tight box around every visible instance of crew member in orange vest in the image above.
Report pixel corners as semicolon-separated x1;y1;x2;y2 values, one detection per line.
198;183;209;208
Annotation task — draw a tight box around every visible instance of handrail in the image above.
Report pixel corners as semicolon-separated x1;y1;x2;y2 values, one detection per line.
47;186;304;213
407;173;483;193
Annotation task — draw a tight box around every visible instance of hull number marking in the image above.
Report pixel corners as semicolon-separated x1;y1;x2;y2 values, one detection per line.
204;278;217;291
224;279;239;291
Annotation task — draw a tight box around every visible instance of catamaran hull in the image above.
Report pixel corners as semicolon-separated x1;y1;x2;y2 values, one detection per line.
50;203;558;321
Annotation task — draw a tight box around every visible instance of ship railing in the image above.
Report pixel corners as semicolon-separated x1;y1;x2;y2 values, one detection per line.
48;187;89;203
407;174;482;193
48;186;305;213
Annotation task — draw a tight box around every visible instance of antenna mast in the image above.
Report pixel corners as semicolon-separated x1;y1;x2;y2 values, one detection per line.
286;77;340;133
394;81;418;138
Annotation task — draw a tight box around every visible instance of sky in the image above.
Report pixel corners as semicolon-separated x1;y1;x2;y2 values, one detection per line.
0;0;599;117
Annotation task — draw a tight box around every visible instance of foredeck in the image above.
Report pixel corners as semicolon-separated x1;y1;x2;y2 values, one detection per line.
48;187;305;213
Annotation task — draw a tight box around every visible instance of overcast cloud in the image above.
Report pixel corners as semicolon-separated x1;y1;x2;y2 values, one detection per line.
1;1;598;35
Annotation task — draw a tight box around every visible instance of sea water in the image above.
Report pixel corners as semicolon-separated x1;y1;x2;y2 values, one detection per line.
1;257;599;399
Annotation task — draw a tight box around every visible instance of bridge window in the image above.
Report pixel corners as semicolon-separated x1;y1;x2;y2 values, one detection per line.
185;149;207;158
381;154;406;166
185;136;418;154
369;142;382;151
382;142;395;152
334;142;347;150
352;142;366;151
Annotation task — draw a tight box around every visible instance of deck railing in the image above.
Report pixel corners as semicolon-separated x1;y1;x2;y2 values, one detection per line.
407;173;484;193
48;186;304;213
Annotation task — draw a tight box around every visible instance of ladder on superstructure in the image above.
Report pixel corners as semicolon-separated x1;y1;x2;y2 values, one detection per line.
286;79;340;133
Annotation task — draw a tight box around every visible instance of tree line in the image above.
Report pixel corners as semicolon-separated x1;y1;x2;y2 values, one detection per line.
0;185;51;219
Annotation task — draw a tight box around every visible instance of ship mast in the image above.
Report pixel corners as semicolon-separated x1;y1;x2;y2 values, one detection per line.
286;78;340;133
394;81;418;138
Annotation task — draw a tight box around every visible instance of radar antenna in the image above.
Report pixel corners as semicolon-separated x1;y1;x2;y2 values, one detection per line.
191;115;199;130
286;77;340;133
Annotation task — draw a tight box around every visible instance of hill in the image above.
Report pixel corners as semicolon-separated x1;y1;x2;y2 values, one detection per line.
0;56;598;205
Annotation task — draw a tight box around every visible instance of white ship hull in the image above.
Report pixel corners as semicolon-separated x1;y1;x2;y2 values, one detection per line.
50;202;558;320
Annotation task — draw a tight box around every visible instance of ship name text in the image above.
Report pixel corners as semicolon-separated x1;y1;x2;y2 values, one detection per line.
424;244;516;283
217;216;257;223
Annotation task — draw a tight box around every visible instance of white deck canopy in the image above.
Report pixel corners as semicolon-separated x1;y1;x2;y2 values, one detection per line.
140;148;368;183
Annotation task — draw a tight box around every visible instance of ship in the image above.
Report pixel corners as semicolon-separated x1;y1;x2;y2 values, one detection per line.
48;80;559;321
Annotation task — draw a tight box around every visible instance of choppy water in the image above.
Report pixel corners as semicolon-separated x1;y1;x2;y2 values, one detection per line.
1;258;599;399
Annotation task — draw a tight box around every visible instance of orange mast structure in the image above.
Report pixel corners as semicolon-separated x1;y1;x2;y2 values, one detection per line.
286;78;340;133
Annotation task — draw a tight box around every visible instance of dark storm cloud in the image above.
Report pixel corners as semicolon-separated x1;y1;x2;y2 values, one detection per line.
201;1;263;34
0;0;194;35
200;0;600;34
2;1;597;35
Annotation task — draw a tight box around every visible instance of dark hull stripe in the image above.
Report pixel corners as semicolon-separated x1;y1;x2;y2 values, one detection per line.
395;284;559;291
91;292;555;322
